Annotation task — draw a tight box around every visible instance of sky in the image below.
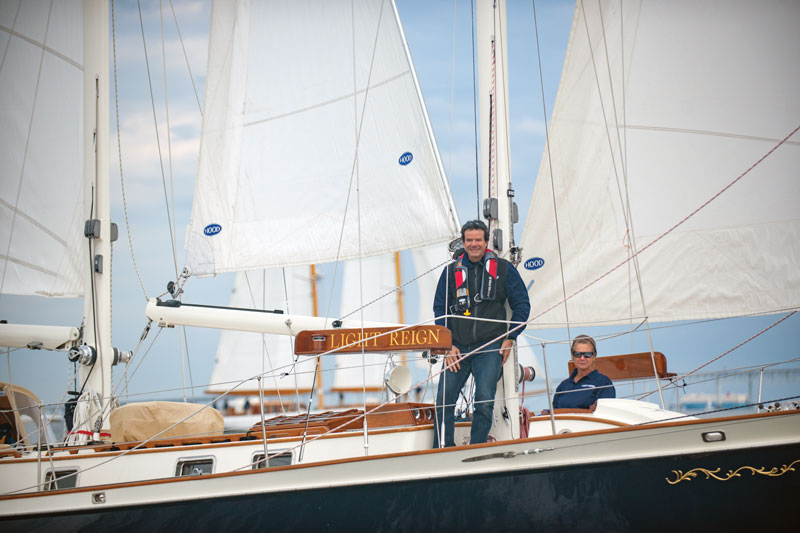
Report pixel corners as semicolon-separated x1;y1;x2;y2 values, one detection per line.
1;0;797;412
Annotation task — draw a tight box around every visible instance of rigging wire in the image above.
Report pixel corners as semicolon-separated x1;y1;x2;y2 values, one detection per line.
617;1;634;353
470;0;481;218
116;326;163;387
115;321;151;402
531;0;571;343
110;0;149;301
136;0;180;277
159;0;178;281
517;306;800;347
638;310;798;401
242;271;286;411
338;258;450;321
158;0;194;402
494;0;517;251
168;0;203;116
280;268;303;413
321;0;388;331
447;0;457;183
354;0;386;457
180;325;196;402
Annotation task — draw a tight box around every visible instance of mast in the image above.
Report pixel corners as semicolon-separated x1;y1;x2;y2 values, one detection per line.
477;0;520;441
477;0;517;261
78;0;114;437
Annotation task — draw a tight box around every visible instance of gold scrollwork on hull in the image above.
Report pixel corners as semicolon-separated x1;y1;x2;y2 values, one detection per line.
666;459;800;485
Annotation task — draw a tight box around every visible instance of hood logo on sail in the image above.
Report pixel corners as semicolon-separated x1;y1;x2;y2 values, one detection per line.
398;152;413;166
524;257;545;270
203;223;222;236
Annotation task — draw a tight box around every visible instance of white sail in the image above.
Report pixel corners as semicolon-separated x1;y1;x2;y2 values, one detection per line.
331;254;401;393
185;0;459;276
206;269;317;396
0;0;85;297
519;0;800;327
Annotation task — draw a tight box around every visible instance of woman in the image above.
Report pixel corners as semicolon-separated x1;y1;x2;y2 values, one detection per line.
552;334;615;410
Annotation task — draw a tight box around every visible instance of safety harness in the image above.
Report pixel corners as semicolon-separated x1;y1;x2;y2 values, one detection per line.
451;249;499;315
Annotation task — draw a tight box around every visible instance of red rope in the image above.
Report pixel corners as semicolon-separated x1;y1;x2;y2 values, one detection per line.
68;430;112;438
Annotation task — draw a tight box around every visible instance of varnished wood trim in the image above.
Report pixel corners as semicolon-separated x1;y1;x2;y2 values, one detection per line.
0;447;21;458
551;408;595;414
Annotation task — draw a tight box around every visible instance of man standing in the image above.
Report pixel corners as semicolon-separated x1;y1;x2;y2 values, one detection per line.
432;220;530;448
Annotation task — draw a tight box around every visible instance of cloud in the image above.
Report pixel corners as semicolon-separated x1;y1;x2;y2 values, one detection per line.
110;107;201;188
513;116;547;136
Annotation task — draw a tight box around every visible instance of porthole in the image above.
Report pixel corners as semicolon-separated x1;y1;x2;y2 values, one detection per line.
252;450;293;469
175;457;214;477
44;469;79;490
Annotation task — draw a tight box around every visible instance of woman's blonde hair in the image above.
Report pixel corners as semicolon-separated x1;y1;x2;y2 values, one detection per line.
570;334;597;355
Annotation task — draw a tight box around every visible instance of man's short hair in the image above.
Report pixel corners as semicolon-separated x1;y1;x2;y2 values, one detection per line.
460;219;489;241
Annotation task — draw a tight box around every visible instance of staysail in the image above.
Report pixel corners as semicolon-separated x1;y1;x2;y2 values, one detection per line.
0;0;86;297
185;0;459;276
519;0;800;327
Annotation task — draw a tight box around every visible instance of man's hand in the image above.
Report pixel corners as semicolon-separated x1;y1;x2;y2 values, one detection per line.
444;345;462;372
499;339;514;365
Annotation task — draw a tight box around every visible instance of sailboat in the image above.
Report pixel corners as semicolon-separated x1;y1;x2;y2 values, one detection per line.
1;0;799;530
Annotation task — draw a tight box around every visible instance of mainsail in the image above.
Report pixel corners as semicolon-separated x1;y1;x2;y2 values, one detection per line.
185;0;459;276
519;0;800;327
0;0;85;297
